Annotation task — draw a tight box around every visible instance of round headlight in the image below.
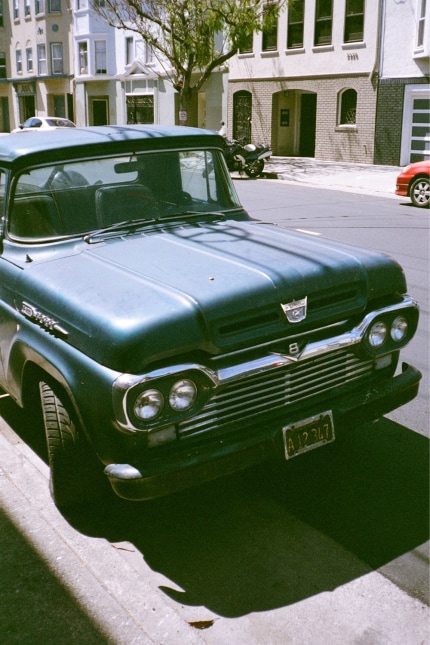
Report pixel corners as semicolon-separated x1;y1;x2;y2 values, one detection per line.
391;316;408;342
368;320;387;348
169;379;197;411
133;389;164;420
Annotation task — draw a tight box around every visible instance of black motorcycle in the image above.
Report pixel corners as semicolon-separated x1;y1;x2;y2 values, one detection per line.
221;137;272;178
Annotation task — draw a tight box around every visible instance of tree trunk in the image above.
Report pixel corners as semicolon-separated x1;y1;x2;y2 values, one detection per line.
178;76;194;126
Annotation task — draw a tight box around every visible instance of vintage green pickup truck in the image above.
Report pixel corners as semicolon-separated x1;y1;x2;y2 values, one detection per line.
0;126;421;507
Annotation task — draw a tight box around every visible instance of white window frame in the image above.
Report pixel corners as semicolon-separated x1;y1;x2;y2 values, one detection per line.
0;52;6;79
26;47;33;72
415;0;428;53
16;49;22;74
94;40;107;74
49;0;61;12
78;41;88;74
337;88;357;126
136;40;154;65
314;0;333;47
344;0;364;44
125;37;134;65
51;42;63;74
37;44;47;75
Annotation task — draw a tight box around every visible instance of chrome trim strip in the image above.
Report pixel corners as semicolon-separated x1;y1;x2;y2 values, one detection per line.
112;295;418;432
216;296;418;384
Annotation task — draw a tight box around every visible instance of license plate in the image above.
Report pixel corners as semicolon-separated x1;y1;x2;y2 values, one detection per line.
283;411;335;460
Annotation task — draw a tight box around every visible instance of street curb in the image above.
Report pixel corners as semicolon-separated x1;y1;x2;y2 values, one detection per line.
0;418;208;645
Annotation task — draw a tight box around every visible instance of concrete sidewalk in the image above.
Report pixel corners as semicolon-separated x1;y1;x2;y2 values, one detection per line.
263;156;403;200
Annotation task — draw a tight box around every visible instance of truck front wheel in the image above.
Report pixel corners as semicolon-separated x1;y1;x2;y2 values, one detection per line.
39;381;107;508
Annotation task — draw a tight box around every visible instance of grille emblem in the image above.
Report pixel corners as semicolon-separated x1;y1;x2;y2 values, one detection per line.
281;297;307;323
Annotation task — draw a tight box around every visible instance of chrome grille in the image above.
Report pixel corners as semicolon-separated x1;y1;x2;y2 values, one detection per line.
178;350;374;439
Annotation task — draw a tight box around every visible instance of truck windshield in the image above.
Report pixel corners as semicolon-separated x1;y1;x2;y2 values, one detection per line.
8;149;241;241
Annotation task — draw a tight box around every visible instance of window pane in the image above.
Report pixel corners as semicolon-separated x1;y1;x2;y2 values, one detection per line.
315;0;333;45
16;50;22;74
26;48;33;72
95;41;106;74
287;0;305;48
79;42;88;74
38;45;47;75
344;0;364;42
51;43;63;74
127;96;154;124
0;52;6;79
49;0;61;12
262;4;278;51
339;89;357;124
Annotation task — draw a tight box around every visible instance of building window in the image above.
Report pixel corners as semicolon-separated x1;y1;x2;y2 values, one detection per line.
95;40;107;74
37;44;47;75
344;0;364;43
16;49;22;74
13;0;19;20
35;0;45;14
51;43;63;74
0;52;6;79
136;40;154;65
417;0;427;48
49;0;61;12
262;4;278;51
125;37;133;65
0;0;3;28
314;0;333;46
25;0;31;16
338;88;357;125
78;42;88;74
238;32;254;54
127;95;154;124
287;0;305;49
26;47;33;72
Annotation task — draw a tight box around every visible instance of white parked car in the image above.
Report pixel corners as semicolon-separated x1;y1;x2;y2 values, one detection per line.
12;116;76;132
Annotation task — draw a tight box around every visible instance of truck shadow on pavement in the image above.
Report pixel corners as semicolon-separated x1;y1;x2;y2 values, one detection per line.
74;418;429;616
4;397;429;617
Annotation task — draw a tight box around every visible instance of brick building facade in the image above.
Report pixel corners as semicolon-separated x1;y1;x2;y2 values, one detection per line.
227;0;429;166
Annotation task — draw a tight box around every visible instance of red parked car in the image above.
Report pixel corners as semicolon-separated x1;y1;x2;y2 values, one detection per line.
396;160;430;209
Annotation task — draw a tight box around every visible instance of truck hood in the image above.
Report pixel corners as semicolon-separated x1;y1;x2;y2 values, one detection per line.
15;220;406;372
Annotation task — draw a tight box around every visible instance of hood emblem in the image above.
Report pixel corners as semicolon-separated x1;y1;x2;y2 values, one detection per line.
281;297;308;324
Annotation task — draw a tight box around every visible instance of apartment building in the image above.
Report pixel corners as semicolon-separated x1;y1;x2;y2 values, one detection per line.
73;0;226;130
1;1;427;166
227;0;381;163
374;0;429;166
0;0;74;131
73;0;164;127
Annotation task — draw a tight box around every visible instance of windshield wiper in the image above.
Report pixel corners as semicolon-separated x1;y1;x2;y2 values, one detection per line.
84;212;225;243
84;217;158;243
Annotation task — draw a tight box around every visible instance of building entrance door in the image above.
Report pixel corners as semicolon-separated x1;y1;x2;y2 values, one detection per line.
91;98;108;125
299;93;317;157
